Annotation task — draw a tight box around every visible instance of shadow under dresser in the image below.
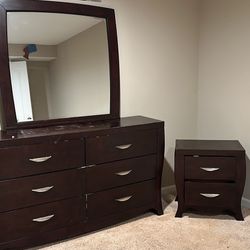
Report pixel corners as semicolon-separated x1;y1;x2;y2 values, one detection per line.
0;116;164;249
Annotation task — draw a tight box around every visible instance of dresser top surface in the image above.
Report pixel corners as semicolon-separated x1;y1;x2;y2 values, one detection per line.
0;116;163;142
176;140;245;152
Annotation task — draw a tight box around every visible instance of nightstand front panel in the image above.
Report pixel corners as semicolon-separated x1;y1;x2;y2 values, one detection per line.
185;182;236;208
185;156;237;181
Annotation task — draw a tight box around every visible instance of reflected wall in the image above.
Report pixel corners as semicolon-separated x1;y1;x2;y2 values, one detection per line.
8;12;110;122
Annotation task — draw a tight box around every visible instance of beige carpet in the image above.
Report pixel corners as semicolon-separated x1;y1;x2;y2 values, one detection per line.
35;190;250;250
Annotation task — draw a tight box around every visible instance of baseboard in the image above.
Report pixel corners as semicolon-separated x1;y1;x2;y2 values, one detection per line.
242;197;250;208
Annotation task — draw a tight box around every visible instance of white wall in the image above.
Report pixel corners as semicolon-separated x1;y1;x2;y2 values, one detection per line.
48;21;110;119
0;0;200;186
197;0;250;199
112;0;199;176
27;61;50;120
62;0;199;186
19;0;249;198
5;0;250;198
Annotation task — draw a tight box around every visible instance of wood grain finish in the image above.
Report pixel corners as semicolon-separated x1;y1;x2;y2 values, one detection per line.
0;205;153;250
185;156;236;181
0;116;164;249
0;139;84;180
0;169;82;212
175;140;246;220
86;155;156;193
87;180;155;219
86;129;157;164
176;139;245;152
0;197;84;243
185;182;236;207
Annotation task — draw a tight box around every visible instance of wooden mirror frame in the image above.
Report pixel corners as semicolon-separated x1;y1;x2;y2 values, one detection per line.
0;0;120;130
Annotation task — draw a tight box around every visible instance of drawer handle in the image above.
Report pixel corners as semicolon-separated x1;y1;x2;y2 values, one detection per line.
32;214;54;223
115;170;132;176
115;196;133;202
200;167;220;172
200;193;220;198
115;144;132;150
29;156;52;163
78;164;96;169
32;186;54;193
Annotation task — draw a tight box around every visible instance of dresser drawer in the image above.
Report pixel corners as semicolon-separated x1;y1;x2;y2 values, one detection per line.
86;129;157;164
86;155;156;193
0;197;84;243
0;169;82;212
87;180;155;218
185;182;236;208
185;156;236;181
0;139;84;179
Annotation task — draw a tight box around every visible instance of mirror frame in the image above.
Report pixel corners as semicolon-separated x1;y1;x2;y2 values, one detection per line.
0;0;120;130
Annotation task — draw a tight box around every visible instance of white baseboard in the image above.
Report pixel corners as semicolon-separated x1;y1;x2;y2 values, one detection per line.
242;197;250;208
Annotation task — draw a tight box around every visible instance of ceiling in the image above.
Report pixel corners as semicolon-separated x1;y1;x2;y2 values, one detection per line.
7;12;104;45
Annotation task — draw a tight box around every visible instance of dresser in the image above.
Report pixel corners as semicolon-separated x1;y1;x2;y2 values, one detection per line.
0;116;164;249
175;140;246;220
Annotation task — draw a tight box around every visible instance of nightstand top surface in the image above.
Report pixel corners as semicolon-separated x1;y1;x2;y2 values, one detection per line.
176;140;245;152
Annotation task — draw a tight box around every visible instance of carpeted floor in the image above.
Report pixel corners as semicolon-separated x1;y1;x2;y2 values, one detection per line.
34;189;250;250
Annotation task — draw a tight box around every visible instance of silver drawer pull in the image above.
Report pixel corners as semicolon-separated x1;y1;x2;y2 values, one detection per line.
115;196;133;202
200;193;220;198
29;156;52;163
78;165;96;169
32;214;54;223
115;144;132;150
115;170;132;176
200;167;220;172
32;186;54;193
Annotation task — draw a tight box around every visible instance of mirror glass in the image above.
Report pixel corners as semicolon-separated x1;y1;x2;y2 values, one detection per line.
7;12;110;123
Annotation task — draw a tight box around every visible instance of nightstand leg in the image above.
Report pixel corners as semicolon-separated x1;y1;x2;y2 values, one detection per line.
175;206;183;218
234;207;244;221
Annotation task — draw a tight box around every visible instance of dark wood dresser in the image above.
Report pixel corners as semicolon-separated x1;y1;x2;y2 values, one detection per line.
0;116;164;249
175;140;246;220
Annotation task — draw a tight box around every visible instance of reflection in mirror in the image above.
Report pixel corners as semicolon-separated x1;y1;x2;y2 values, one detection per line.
7;12;110;123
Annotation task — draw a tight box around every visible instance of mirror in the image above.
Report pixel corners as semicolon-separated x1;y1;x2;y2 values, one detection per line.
0;0;120;130
8;12;110;123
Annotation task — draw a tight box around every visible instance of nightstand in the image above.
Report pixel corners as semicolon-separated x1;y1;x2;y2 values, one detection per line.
175;140;246;220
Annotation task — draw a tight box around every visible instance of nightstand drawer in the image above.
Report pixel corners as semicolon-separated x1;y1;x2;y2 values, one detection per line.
0;169;82;212
86;155;157;193
86;129;157;164
0;197;84;243
185;156;237;181
0;139;84;180
87;180;155;218
185;182;236;208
